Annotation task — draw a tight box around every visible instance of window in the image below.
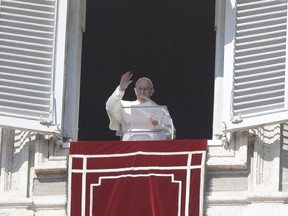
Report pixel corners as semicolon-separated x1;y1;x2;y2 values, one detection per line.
0;0;68;134
222;0;288;132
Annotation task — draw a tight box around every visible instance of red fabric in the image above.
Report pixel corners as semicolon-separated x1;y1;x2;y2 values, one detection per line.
69;140;207;216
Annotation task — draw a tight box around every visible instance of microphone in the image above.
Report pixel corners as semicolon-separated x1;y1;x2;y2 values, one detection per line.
140;95;171;115
140;94;156;103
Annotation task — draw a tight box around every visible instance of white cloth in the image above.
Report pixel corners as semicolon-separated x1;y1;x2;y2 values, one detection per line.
106;86;175;140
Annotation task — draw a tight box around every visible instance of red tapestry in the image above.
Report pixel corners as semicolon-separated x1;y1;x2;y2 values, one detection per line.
68;140;207;216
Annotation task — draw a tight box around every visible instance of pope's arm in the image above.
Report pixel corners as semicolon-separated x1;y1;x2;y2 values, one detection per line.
106;72;133;134
106;86;125;134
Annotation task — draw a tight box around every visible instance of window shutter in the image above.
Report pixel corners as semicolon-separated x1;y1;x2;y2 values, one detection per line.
223;0;288;131
0;0;68;134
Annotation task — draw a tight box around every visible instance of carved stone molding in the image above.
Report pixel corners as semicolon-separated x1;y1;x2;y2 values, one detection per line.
207;130;248;170
249;125;281;192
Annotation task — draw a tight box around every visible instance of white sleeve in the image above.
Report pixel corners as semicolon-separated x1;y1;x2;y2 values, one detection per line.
106;86;125;134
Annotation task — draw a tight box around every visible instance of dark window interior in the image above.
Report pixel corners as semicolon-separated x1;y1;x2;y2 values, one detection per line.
78;0;216;140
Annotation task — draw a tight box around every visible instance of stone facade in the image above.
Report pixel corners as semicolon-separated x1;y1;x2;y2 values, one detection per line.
3;0;287;215
1;125;288;215
205;125;288;215
0;129;68;216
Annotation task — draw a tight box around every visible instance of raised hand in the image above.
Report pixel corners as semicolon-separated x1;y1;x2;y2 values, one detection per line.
119;71;133;91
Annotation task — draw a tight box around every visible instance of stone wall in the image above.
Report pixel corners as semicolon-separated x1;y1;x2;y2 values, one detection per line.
205;125;288;215
1;126;288;215
0;129;68;216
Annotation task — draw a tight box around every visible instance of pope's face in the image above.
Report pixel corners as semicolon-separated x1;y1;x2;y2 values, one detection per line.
134;79;154;103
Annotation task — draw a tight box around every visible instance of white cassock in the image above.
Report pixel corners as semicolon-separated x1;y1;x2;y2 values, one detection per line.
106;86;175;141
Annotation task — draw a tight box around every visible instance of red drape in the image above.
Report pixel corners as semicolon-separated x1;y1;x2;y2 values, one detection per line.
69;140;207;216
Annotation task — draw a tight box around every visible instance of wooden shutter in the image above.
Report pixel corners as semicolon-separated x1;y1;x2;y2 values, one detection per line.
223;0;288;131
0;0;67;134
